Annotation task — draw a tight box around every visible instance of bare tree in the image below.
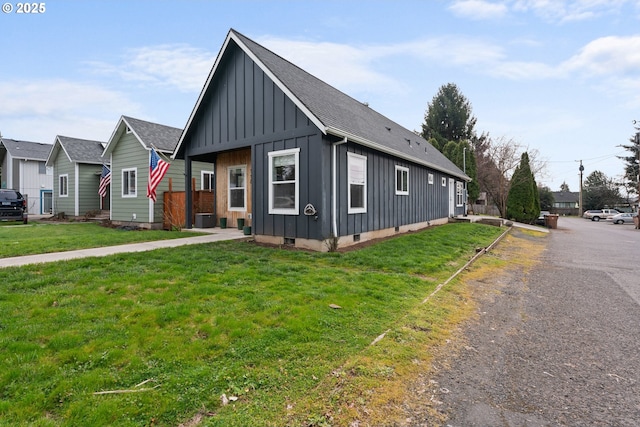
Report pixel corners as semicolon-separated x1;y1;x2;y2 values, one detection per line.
474;135;546;218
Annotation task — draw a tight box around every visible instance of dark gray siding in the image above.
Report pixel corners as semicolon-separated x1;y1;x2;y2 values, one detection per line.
253;134;331;241
336;142;461;237
181;41;330;239
183;43;315;158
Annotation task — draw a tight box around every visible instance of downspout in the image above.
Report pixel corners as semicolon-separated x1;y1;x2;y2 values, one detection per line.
332;137;347;238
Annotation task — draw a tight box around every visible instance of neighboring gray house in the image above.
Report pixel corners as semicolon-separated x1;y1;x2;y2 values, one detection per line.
102;116;214;229
551;190;579;216
174;29;470;251
0;137;53;214
46;136;108;218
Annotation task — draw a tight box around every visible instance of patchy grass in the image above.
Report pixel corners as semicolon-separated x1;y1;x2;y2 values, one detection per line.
0;223;506;426
0;222;200;258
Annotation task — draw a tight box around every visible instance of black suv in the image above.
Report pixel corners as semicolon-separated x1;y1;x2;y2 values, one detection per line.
0;189;28;223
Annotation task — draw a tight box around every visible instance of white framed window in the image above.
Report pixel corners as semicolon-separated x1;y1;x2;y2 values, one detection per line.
268;148;300;215
428;173;434;185
201;171;214;191
122;168;137;197
347;152;367;214
456;182;464;206
395;165;409;195
442;177;447;187
125;125;132;134
59;174;68;197
228;165;246;211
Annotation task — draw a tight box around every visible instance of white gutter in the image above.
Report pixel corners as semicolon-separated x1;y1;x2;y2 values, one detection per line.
325;126;471;182
332;137;348;238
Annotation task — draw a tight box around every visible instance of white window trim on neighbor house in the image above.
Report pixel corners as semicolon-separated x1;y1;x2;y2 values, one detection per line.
122;168;137;198
268;147;300;215
347;152;367;214
201;171;214;191
59;174;68;197
456;181;464;207
228;165;246;212
395;165;409;196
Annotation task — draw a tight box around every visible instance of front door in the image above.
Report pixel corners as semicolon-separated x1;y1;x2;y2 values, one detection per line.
41;190;52;214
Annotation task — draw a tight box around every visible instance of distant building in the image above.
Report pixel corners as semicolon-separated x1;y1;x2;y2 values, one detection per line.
0;137;53;214
552;190;579;215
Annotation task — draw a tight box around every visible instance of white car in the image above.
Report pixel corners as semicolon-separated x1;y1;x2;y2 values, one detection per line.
606;212;637;224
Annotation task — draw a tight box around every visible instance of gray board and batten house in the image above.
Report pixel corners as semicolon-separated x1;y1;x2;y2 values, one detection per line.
0;137;54;215
103;115;214;229
174;29;470;251
46;136;108;218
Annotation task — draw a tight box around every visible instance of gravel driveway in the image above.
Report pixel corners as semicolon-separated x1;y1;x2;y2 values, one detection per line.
402;217;640;426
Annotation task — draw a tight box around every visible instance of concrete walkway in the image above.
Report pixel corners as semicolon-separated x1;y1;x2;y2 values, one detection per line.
0;227;247;268
2;215;547;269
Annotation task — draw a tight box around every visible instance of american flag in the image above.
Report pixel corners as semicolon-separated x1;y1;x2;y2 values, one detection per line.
98;165;111;197
146;148;170;202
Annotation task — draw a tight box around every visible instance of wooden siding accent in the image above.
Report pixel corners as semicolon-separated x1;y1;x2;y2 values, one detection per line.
163;183;215;230
215;149;251;228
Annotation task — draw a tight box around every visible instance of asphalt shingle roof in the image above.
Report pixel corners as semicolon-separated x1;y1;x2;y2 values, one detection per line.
123;116;182;152
56;136;106;164
230;29;467;180
1;138;52;161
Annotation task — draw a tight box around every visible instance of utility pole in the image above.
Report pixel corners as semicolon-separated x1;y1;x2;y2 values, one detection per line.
463;146;467;216
578;160;584;216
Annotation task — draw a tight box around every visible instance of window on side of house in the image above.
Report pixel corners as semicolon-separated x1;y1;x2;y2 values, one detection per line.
122;168;137;197
268;148;300;215
201;171;214;191
428;173;434;185
59;174;68;197
38;161;47;174
442;177;447;187
456;182;464;206
347;152;367;214
228;165;246;211
395;165;409;195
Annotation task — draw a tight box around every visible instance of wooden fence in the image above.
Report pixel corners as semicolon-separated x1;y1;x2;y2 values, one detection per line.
163;178;214;230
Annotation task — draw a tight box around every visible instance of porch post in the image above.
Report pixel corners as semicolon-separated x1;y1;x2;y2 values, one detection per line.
185;154;193;229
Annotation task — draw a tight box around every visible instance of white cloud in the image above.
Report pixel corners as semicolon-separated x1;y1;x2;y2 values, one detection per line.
511;0;628;23
449;0;509;20
561;35;640;76
0;79;141;142
88;44;215;93
257;37;407;95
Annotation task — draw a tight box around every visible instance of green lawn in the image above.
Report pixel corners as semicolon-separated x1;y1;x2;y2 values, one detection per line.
0;223;505;426
0;222;200;258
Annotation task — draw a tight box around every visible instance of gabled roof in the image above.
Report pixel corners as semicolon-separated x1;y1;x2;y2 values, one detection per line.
46;136;107;166
176;29;469;181
103;116;182;157
552;191;579;203
0;138;52;161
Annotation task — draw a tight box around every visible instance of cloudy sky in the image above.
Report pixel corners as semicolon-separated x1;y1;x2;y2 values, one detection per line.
2;0;639;192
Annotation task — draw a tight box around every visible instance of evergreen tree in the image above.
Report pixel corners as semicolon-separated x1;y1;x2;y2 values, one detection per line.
538;186;555;211
506;152;539;223
583;170;622;210
421;83;477;152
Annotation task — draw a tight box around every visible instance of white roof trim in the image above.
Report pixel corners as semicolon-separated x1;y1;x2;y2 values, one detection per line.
173;30;328;159
326;127;471;182
103;116;148;156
